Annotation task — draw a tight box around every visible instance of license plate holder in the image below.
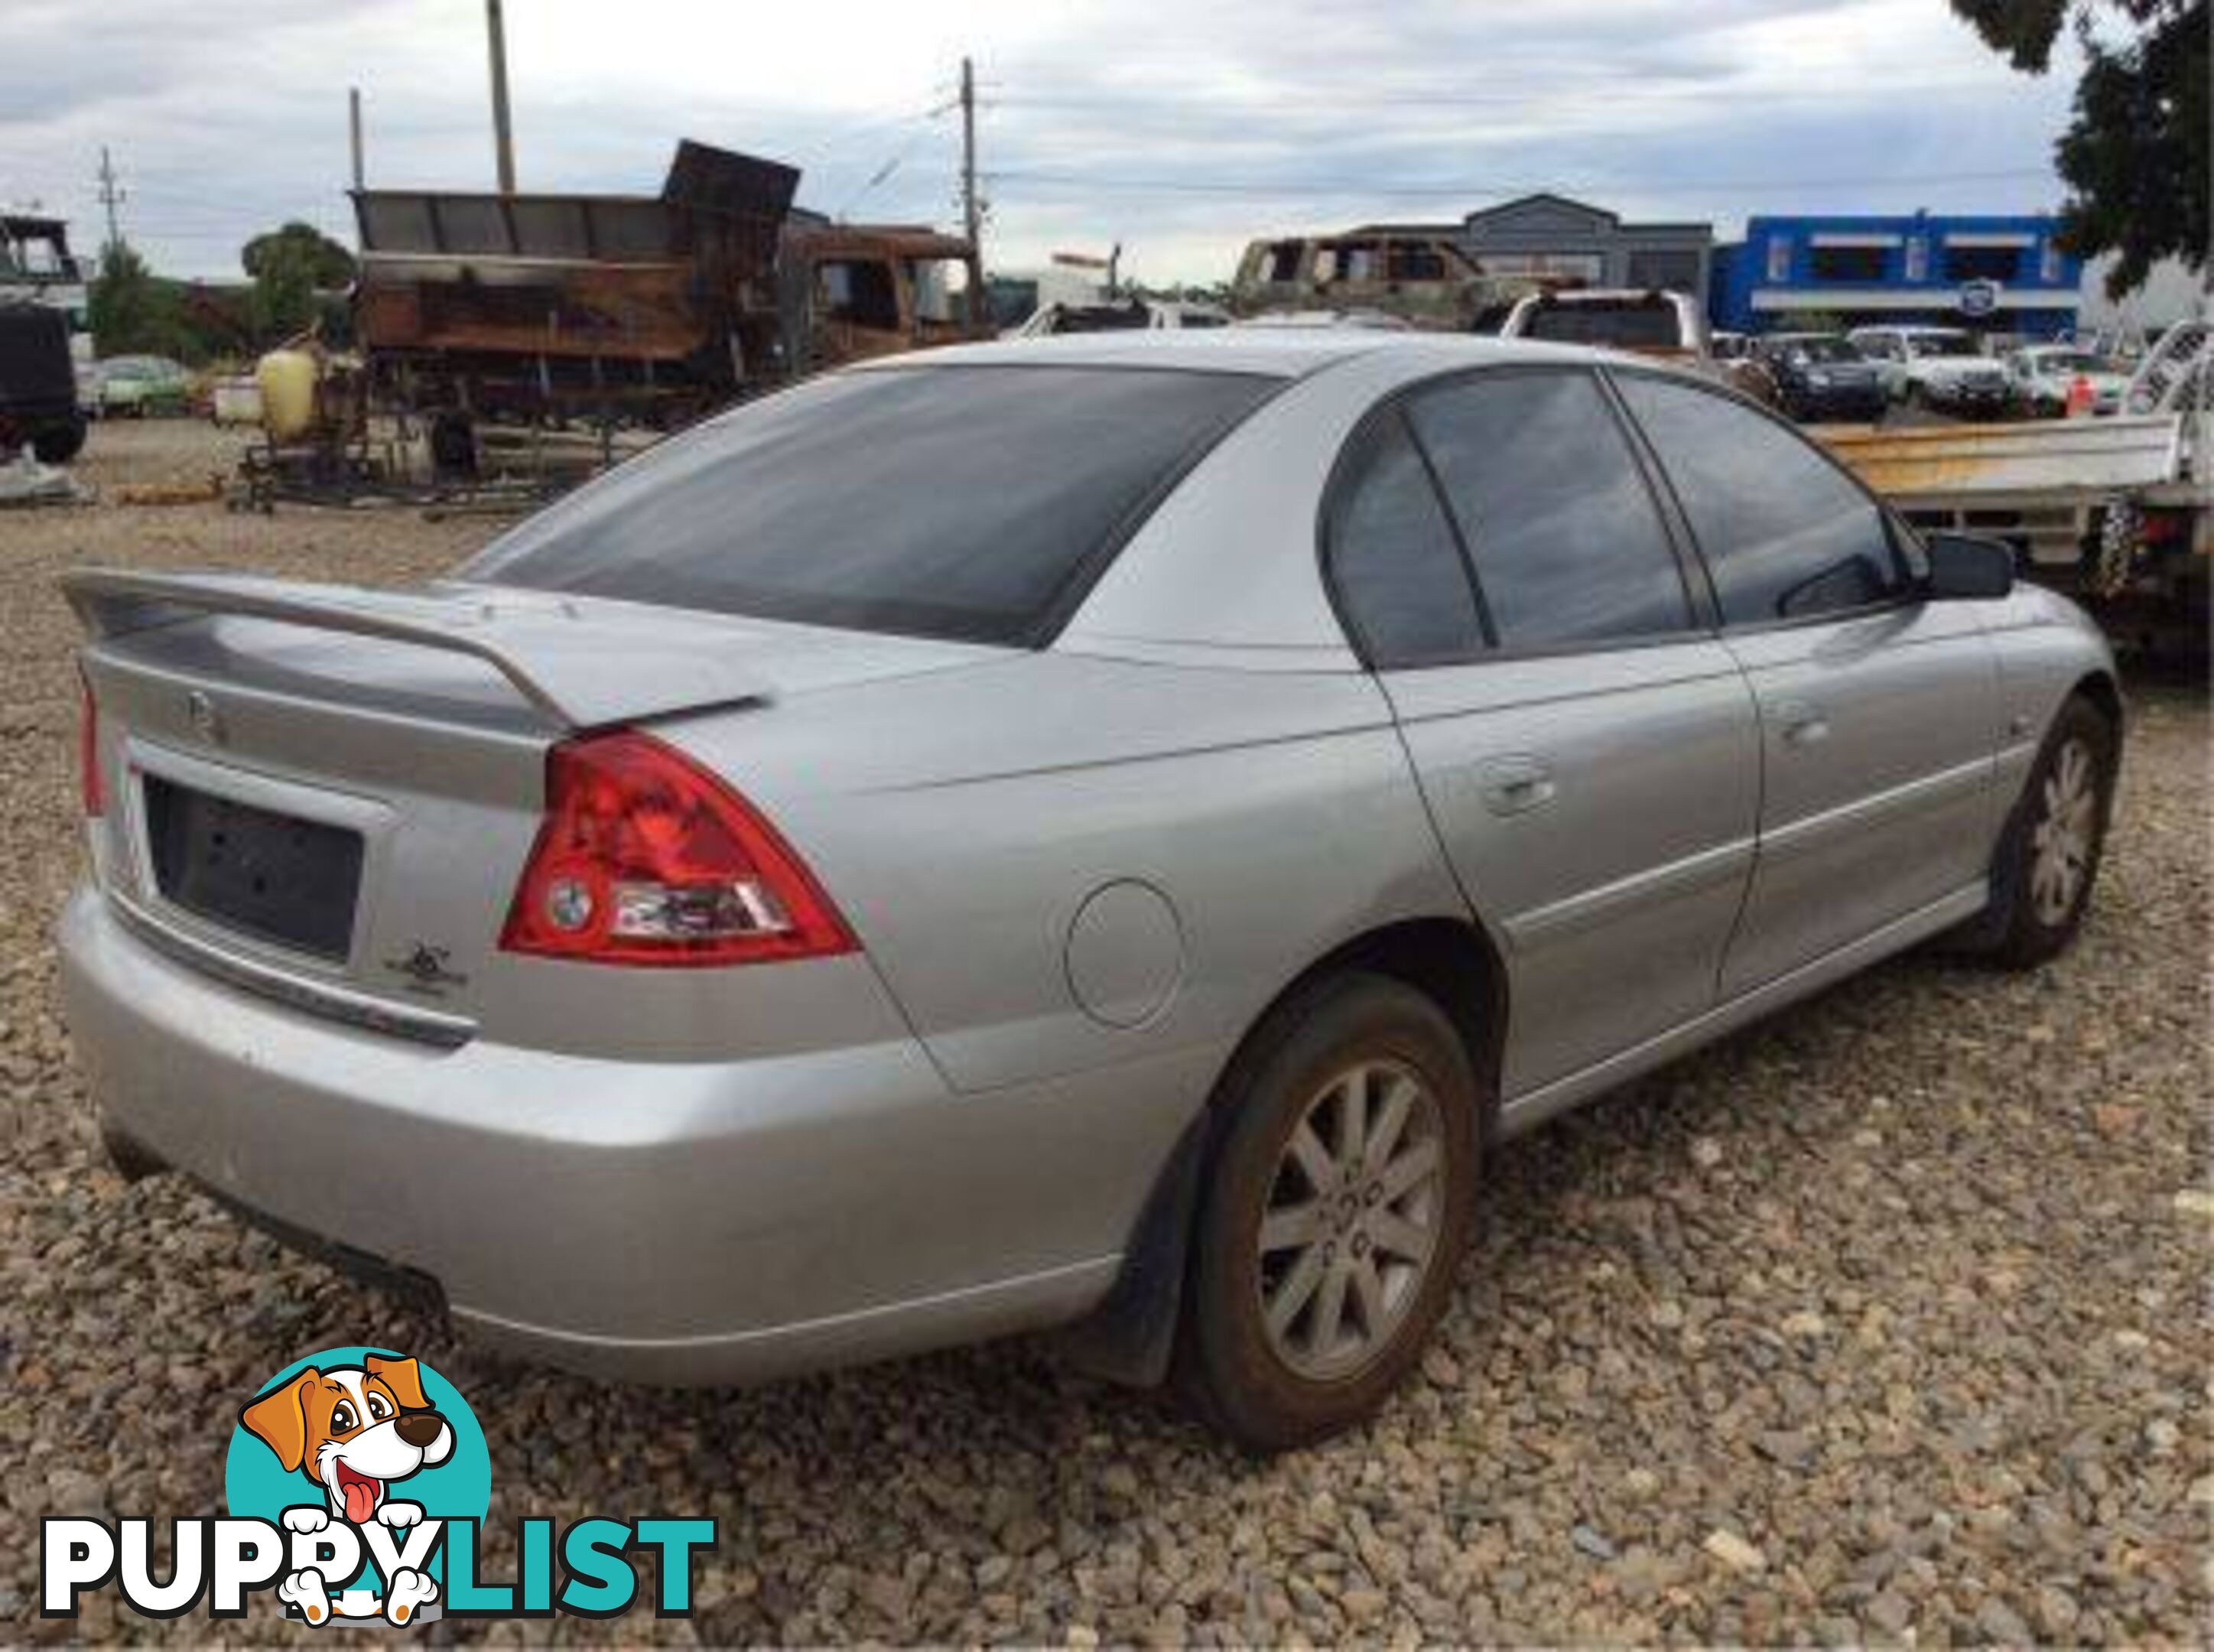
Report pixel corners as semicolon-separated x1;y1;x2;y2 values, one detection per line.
144;776;364;962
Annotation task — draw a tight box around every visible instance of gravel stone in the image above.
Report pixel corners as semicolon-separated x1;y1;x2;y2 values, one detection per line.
1;423;2208;1646
1569;1524;1616;1560
1702;1529;1767;1574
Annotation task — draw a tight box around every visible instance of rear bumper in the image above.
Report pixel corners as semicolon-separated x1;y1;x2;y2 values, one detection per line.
58;887;1198;1382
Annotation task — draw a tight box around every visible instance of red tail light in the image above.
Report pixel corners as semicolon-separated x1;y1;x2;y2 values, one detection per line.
500;729;855;967
78;670;104;818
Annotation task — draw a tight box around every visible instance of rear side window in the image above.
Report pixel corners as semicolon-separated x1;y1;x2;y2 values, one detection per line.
470;366;1277;646
1616;375;1906;626
1407;372;1692;647
1324;417;1486;668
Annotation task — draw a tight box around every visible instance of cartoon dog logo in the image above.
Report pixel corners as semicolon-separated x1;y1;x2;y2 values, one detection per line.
239;1353;454;1624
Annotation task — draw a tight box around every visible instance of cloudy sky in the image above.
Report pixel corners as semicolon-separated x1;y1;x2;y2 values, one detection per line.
1;0;2082;286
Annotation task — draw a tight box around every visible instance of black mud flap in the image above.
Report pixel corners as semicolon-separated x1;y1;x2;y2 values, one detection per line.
1048;1111;1210;1389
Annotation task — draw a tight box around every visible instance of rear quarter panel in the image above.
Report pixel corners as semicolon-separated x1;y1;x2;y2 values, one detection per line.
660;653;1469;1097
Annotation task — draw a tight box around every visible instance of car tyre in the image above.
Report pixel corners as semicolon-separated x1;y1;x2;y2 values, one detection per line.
1177;971;1478;1452
1968;694;2118;970
30;415;86;463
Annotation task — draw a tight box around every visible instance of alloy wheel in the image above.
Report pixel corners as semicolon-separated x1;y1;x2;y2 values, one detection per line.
2030;736;2099;926
1257;1059;1447;1381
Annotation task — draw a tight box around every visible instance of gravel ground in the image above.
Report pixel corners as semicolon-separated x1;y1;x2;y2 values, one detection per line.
2;421;2209;1646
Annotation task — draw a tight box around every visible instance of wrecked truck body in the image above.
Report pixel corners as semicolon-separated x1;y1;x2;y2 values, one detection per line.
350;141;984;467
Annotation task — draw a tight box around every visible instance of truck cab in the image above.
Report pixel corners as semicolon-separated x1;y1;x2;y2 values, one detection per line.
1500;288;1777;405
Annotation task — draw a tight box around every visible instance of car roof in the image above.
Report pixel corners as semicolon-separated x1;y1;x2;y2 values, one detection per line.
856;328;1620;380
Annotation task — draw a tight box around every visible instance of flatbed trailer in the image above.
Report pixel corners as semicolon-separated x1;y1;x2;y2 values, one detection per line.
1816;322;2209;652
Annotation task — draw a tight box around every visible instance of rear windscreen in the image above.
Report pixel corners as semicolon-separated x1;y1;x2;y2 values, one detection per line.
1522;304;1682;349
468;365;1279;645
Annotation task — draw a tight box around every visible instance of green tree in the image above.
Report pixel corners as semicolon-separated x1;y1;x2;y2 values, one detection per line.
240;221;356;345
1951;0;2208;297
86;241;183;356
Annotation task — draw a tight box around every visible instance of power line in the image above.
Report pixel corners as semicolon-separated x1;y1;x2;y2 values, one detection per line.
981;164;2053;200
985;76;2021;113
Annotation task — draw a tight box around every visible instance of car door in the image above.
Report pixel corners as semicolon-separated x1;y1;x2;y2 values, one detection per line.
1612;372;2002;996
1324;367;1762;1098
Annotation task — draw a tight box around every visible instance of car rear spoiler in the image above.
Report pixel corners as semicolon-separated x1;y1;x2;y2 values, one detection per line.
61;569;774;730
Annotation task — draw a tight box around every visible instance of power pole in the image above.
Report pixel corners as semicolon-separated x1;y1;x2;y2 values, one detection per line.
486;0;516;193
960;56;983;325
348;87;366;190
96;146;125;252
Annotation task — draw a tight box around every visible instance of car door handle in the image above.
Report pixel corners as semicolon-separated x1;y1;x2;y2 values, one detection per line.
1768;699;1831;747
1478;756;1557;816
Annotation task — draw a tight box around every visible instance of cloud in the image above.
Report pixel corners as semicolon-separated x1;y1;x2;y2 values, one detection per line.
0;0;2079;285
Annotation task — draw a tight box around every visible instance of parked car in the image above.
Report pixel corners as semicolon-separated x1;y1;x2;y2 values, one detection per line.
1009;297;1230;337
0;303;89;461
1231;233;1500;330
60;333;2121;1451
1500;288;1778;405
1756;331;1890;423
91;354;191;418
1847;326;2012;418
2005;344;2131;418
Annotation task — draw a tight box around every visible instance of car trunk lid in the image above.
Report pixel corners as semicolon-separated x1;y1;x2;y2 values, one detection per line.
68;569;1003;1040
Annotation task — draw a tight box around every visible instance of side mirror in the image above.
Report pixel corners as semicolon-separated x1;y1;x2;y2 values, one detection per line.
1924;532;2015;600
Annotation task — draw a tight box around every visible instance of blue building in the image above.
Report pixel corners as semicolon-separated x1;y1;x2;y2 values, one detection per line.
1712;213;2081;340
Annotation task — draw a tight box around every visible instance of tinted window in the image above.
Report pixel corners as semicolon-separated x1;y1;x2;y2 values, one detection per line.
1325;417;1485;668
1520;301;1682;349
1408;372;1692;647
1617;375;1905;625
470;366;1276;645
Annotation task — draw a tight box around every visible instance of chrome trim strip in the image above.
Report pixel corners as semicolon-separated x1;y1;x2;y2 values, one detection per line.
1499;880;1988;1137
1504;837;1755;950
1760;755;1992;861
107;890;476;1050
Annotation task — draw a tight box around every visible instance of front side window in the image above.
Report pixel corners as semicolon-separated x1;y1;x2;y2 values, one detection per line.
471;366;1279;646
818;260;901;328
1323;417;1486;668
1407;372;1692;648
1616;375;1906;626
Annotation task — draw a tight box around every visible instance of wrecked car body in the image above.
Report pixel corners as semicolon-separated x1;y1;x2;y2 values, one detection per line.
1229;233;1504;330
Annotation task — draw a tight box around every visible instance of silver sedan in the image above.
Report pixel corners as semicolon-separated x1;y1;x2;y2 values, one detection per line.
58;332;2120;1449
